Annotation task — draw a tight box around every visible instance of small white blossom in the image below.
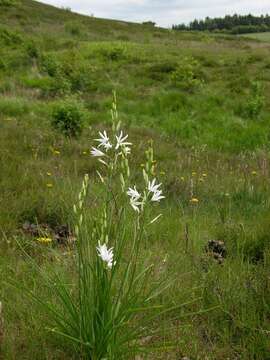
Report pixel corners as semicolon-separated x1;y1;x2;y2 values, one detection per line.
127;186;141;200
151;190;165;202
130;197;142;212
148;178;165;202
91;147;105;157
115;131;132;150
95;131;112;151
96;243;115;269
148;179;162;193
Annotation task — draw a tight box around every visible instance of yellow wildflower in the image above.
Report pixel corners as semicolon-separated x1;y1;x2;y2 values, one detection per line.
82;151;87;155
190;197;199;204
251;171;257;176
202;173;207;177
46;183;53;188
53;150;60;155
47;172;52;176
36;237;52;244
180;176;185;181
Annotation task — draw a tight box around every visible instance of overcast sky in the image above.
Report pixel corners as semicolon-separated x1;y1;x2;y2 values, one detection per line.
37;0;270;27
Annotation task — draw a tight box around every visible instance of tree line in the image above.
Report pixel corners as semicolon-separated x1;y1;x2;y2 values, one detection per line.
172;14;270;34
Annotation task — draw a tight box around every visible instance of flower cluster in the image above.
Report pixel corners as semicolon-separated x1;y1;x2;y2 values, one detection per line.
91;128;165;270
91;130;131;158
127;178;165;213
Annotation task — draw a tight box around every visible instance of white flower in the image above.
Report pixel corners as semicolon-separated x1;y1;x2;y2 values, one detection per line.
96;243;115;269
148;179;162;193
127;186;141;200
115;131;132;150
95;131;112;151
148;178;165;202
130;197;142;212
91;147;105;157
127;186;142;212
151;189;165;202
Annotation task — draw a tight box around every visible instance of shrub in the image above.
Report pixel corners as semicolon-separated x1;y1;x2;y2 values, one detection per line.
170;56;204;91
245;81;265;119
51;98;85;137
25;40;40;59
98;43;127;61
65;22;83;36
0;27;22;47
40;53;59;77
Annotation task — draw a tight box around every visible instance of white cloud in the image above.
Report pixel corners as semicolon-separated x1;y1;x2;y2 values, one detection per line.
37;0;270;27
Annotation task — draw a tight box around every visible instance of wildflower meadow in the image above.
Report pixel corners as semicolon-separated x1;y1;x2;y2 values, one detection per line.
1;1;270;359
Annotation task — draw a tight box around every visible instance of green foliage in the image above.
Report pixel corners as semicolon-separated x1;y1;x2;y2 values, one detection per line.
0;27;22;47
170;56;204;91
65;21;83;36
97;43;127;61
0;97;30;116
51;98;86;137
245;81;265;119
0;0;18;6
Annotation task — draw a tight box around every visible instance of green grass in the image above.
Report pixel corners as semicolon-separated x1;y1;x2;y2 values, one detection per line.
240;32;270;41
0;1;270;359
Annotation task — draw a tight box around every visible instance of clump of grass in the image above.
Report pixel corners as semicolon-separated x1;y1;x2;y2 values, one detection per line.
12;97;186;359
0;97;30;117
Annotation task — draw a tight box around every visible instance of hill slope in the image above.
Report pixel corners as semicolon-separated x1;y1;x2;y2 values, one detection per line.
0;1;270;359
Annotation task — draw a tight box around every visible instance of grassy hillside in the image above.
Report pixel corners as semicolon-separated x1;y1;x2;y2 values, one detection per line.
240;32;270;42
1;1;270;359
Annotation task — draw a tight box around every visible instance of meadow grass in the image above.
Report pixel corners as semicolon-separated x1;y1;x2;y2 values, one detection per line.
0;1;270;359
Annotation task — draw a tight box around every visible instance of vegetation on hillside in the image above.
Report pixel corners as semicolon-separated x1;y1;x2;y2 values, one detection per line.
0;1;270;359
173;13;270;34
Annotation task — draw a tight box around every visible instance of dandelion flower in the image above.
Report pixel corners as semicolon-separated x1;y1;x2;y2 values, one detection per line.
190;197;199;204
95;131;112;151
96;243;115;269
91;147;105;157
36;237;52;244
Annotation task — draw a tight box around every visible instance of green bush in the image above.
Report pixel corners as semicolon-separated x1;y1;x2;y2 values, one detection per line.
51;98;85;137
0;27;22;47
0;0;18;6
170;56;204;91
97;43;127;61
65;22;83;36
246;81;265;119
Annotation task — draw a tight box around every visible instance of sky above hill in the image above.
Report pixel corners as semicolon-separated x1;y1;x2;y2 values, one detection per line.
38;0;270;27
